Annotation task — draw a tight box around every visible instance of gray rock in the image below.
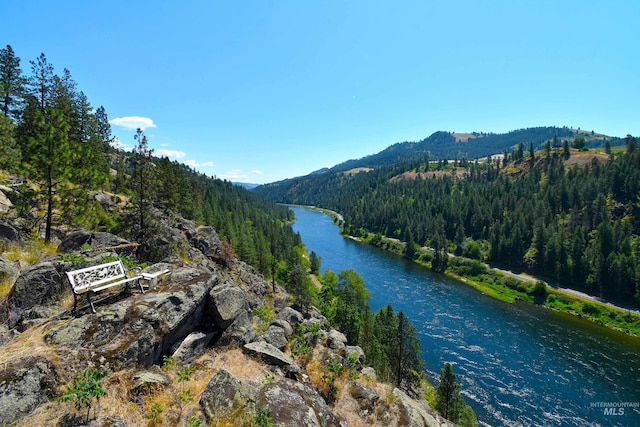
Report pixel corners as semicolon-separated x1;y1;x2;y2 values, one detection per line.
361;366;377;381
257;378;344;427
270;318;294;338
199;369;258;423
208;283;250;330
0;356;58;425
392;388;452;427
0;256;19;284
275;306;304;328
217;309;259;347
0;222;19;242
0;190;13;214
7;261;70;328
57;231;132;255
263;324;289;350
171;331;214;364
44;276;216;368
344;345;366;367
243;341;300;379
350;381;379;412
327;329;348;350
130;371;170;397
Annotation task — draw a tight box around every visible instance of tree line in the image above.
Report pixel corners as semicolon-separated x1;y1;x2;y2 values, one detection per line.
0;44;305;284
314;266;476;425
257;137;640;306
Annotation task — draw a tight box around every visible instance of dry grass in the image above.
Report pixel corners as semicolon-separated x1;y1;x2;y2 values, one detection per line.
0;276;13;299
1;238;58;265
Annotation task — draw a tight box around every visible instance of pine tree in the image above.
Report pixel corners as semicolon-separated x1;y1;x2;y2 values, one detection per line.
394;311;424;388
132;128;155;241
27;107;72;242
436;363;464;421
0;44;25;118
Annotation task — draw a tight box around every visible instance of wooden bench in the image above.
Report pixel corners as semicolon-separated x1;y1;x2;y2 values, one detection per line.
66;260;144;313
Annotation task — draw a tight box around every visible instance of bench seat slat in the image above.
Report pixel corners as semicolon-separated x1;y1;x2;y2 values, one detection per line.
90;276;142;292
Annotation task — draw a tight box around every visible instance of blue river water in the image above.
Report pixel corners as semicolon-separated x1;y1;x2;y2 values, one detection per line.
290;207;640;427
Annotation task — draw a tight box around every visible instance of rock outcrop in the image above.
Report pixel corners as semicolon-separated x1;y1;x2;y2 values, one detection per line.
0;217;452;427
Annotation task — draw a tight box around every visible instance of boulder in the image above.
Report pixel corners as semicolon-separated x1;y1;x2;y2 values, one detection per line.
0;356;58;425
263;324;289;350
0;221;19;242
57;231;132;254
44;276;216;368
257;378;344;427
130;371;170;397
361;366;377;381
217;309;259;347
350;381;379;412
7;261;70;328
270;318;294;339
392;388;452;427
243;341;300;379
171;331;215;364
208;282;250;330
344;345;366;368
275;306;304;328
327;329;348;351
0;189;12;214
0;256;19;284
199;369;258;423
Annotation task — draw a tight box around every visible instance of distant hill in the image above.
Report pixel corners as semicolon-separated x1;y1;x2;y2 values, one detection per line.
325;126;621;173
234;182;260;190
258;126;623;194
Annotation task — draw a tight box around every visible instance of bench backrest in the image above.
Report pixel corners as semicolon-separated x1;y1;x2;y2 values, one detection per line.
66;260;128;293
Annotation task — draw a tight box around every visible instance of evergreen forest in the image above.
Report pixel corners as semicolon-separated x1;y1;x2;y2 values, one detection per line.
257;133;640;307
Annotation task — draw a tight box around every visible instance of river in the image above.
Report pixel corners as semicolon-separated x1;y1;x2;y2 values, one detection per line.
290;207;640;427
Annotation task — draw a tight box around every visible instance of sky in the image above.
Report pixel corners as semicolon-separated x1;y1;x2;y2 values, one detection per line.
3;1;639;184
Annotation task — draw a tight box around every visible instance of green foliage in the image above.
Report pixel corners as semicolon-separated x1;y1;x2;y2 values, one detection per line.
186;415;203;427
291;322;322;358
309;250;321;274
435;363;476;425
321;358;343;403
253;305;275;334
162;355;175;371
318;269;424;391
61;368;108;423
254;408;275;427
145;402;164;426
57;252;87;266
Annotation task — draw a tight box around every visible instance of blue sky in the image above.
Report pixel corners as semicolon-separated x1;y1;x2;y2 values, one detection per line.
4;1;639;183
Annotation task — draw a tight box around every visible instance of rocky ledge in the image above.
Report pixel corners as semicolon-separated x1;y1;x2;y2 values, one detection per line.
0;217;454;426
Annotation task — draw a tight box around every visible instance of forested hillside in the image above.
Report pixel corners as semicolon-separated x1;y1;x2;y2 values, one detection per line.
0;45;303;281
257;135;640;307
291;127;620;176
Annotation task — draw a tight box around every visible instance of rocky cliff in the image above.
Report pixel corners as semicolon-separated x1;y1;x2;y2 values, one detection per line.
0;211;454;426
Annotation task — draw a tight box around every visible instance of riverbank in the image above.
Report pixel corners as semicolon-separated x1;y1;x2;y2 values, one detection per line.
346;228;640;339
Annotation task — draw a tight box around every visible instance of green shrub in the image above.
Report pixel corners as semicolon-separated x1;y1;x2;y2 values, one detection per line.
61;368;108;423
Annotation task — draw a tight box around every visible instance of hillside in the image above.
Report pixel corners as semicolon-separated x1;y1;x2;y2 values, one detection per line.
256;134;640;312
0;208;455;426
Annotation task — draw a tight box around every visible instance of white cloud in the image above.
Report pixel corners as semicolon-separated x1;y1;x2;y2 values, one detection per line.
251;169;262;175
109;137;132;151
156;149;186;159
110;116;157;130
183;159;215;168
